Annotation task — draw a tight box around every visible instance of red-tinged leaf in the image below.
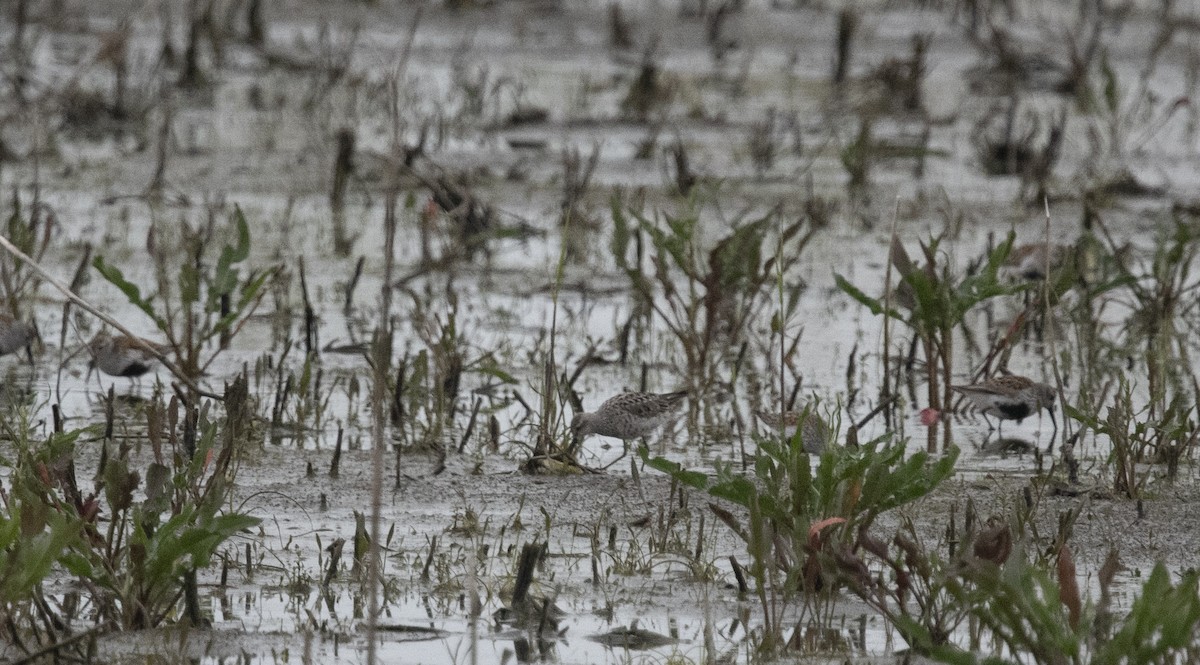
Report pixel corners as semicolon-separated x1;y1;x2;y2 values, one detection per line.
896;569;910;605
802;552;823;592
972;521;1012;565
857;529;891;560
80;496;101;523
808;517;847;548
1098;547;1121;597
707;502;748;543
1058;543;1082;630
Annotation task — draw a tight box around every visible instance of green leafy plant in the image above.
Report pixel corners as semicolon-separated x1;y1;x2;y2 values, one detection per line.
1059;214;1200;493
612;193;814;413
1065;378;1197;497
389;286;518;453
93;205;275;378
900;548;1200;664
1091;563;1200;664
837;232;1023;451
1119;215;1200;420
835;489;1200;665
644;431;956;656
0;380;259;655
0;423;88;629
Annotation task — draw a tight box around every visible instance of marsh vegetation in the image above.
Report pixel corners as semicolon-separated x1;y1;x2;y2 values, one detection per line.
3;1;1200;663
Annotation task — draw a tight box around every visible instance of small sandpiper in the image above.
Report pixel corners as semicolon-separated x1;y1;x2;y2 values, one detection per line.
0;313;37;359
1004;243;1068;281
570;390;688;449
87;333;170;378
952;374;1056;437
755;408;830;454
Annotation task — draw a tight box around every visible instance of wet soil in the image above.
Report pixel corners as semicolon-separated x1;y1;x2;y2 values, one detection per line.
3;0;1200;662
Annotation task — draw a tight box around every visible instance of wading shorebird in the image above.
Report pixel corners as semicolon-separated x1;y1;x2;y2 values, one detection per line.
952;374;1056;439
87;332;170;379
0;313;37;360
1004;243;1069;282
570;390;688;453
754;408;830;454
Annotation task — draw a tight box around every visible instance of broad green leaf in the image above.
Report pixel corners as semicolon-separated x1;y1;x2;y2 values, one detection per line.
640;451;709;490
473;363;518;385
93;256;166;329
1062;403;1098;428
705;476;760;506
835;273;902;319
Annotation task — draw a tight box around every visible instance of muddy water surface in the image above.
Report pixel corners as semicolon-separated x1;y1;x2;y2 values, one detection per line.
3;0;1200;663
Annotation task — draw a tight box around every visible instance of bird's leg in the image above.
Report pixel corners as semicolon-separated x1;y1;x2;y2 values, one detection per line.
598;437;634;471
1045;410;1058;455
88;363;108;394
631;452;646;503
980;413;997;442
613;438;632;465
25;323;42;364
627;436;653;464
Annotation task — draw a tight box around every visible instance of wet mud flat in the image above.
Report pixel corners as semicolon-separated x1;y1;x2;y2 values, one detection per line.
37;441;1199;663
33;437;1200;664
3;0;1200;663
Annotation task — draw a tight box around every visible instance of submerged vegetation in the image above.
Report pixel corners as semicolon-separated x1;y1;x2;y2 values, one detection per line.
2;0;1200;663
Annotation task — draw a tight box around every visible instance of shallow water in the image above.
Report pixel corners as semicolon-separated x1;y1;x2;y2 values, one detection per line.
3;0;1200;662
